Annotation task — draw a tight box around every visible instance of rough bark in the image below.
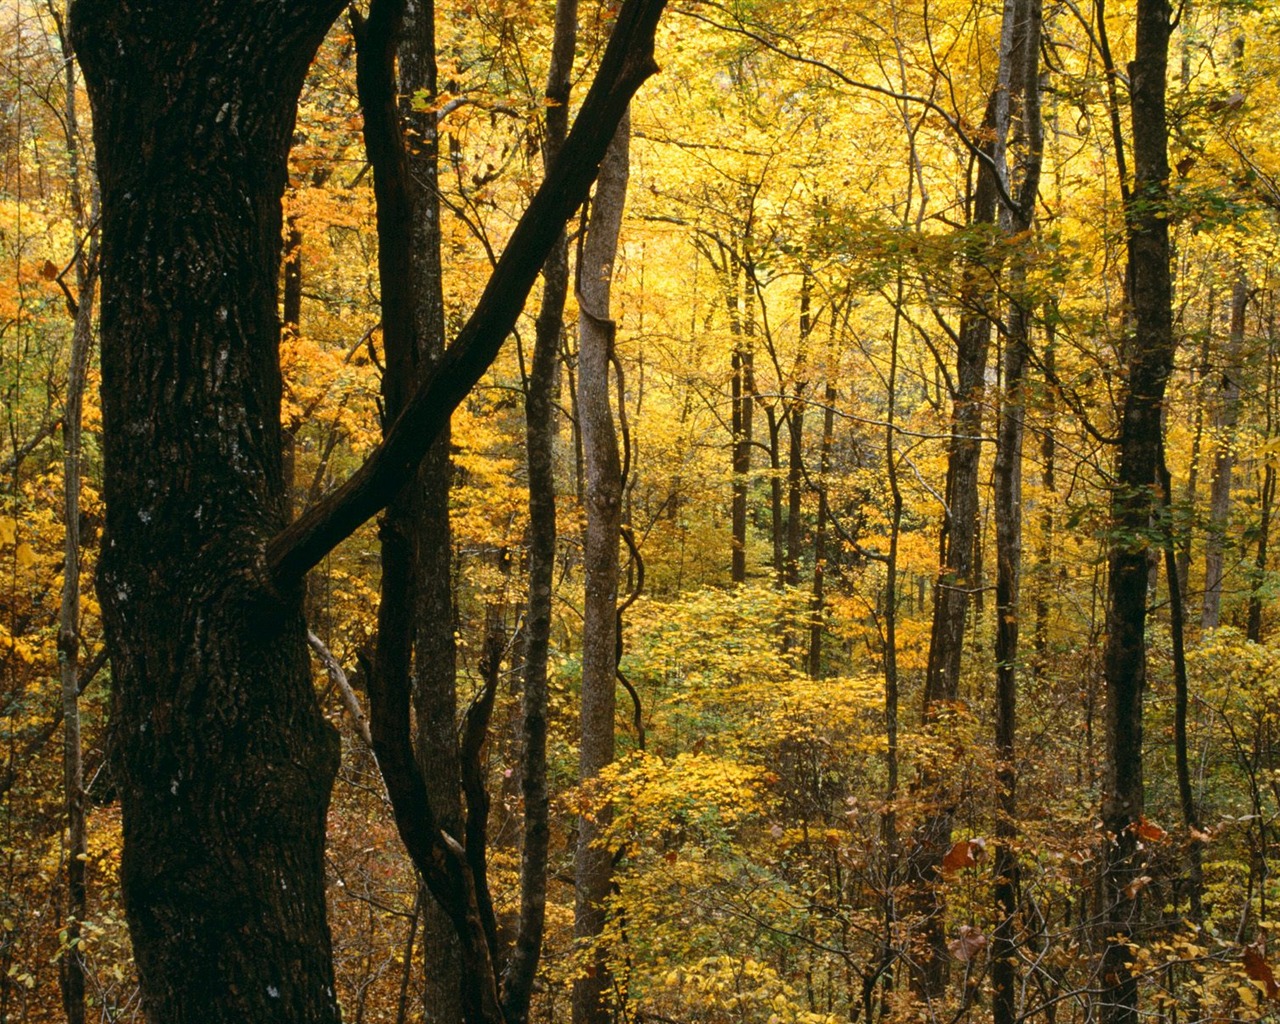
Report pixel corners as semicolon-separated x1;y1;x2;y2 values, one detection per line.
73;0;665;1015
573;111;630;1024
71;4;347;1020
1101;1;1173;1020
397;0;467;1017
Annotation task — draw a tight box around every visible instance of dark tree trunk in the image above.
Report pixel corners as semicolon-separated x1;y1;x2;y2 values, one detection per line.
573;110;630;1024
397;2;468;1017
503;0;578;1016
1101;1;1173;1020
914;64;1010;1000
992;3;1042;1021
766;407;784;585
71;4;347;1020
74;0;664;1014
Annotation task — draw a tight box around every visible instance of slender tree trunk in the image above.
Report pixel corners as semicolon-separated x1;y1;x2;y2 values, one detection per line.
355;6;503;1018
992;3;1043;1021
397;2;468;1017
1034;326;1056;676
573;110;630;1024
766;407;784;585
785;275;811;591
1177;324;1210;601
1202;275;1245;629
73;5;347;1019
915;43;1014;998
730;264;752;583
503;0;578;1016
1248;310;1277;642
56;25;98;1019
1101;2;1173;1020
807;370;836;679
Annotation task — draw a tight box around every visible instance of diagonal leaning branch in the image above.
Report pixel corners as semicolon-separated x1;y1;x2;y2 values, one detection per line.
266;0;667;590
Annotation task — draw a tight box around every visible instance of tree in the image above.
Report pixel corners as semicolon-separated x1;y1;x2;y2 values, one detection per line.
573;110;630;1024
1099;0;1173;1019
69;0;665;1019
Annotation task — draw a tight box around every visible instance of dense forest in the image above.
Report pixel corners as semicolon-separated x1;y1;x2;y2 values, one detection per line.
4;0;1280;1021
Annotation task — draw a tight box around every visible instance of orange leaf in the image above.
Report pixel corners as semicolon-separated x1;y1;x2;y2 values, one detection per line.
1135;817;1167;843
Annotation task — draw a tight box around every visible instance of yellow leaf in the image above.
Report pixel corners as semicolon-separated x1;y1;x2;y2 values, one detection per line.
15;543;37;569
0;518;14;545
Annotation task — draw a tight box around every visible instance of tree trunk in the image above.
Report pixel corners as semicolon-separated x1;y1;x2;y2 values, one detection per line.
1101;1;1173;1020
730;263;752;583
56;22;98;1018
807;372;836;679
573;110;630;1024
75;0;664;1012
72;4;347;1020
1202;275;1245;630
992;3;1043;1021
915;51;1013;998
396;2;468;1018
503;0;579;1016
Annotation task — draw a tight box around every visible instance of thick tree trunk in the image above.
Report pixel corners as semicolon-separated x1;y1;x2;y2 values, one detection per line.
1202;276;1245;630
573;111;630;1024
71;4;347;1020
1101;1;1172;1020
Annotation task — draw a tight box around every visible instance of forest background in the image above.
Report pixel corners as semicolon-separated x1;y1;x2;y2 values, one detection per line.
4;0;1280;1021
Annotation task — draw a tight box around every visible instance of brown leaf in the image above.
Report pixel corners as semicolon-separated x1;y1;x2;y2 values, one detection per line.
942;838;986;874
1244;942;1279;1000
40;258;58;280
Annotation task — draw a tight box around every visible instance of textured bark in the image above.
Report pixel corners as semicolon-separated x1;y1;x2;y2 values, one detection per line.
1202;276;1245;629
573;111;630;1024
1101;1;1173;1020
398;1;467;1017
71;3;347;1020
502;0;578;1016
